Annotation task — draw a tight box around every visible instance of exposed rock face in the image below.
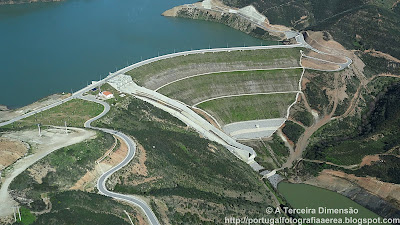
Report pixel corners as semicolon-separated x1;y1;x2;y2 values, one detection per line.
340;186;400;219
162;5;283;40
305;170;400;219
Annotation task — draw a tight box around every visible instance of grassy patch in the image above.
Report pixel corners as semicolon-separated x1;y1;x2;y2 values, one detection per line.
126;48;302;87
14;207;36;225
10;132;114;202
197;93;296;125
268;133;290;158
282;121;305;144
247;141;279;170
247;133;290;169
0;99;103;131
158;68;302;105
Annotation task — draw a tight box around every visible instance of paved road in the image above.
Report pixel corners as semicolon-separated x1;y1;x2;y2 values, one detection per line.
0;44;304;128
79;95;161;225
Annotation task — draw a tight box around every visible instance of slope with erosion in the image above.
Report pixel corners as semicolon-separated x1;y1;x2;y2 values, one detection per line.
283;31;400;218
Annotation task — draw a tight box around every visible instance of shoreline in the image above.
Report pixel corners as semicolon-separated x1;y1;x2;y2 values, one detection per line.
0;0;61;6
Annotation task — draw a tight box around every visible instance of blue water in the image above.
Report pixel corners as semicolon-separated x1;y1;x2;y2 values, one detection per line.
0;0;269;108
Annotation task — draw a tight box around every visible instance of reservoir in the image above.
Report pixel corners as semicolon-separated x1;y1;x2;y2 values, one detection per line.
278;182;384;225
0;0;268;108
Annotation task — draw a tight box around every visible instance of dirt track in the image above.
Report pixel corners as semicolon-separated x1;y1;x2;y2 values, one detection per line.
0;127;95;217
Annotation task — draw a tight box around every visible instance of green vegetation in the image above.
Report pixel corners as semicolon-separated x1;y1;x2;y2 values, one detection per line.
88;83;126;105
282;121;305;144
312;5;400;59
0;99;103;132
14;207;36;225
357;51;400;78
10;132;114;206
268;133;290;158
292;110;314;127
349;155;400;184
333;75;361;117
303;71;332;113
197;93;296;125
248;134;290;169
222;0;400;59
247;140;279;170
222;0;364;27
8;130;143;224
95;97;276;224
176;7;280;41
33;191;133;225
158;68;302;105
305;80;400;165
126;48;302;87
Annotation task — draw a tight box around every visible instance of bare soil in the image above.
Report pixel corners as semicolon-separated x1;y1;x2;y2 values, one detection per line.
312;170;400;206
0;127;96;217
70;137;128;192
301;57;340;71
192;107;221;128
0;138;29;170
305;51;347;64
360;154;381;167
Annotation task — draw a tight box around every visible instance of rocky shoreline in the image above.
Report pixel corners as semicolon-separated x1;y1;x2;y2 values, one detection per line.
162;1;285;41
302;171;400;219
0;0;61;6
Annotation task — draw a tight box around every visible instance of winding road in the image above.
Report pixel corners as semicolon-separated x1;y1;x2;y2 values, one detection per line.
78;95;161;225
0;26;353;223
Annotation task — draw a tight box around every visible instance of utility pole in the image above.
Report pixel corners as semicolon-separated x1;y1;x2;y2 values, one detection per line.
17;206;21;221
99;75;102;93
124;210;134;225
12;207;16;222
38;124;42;137
65;121;68;134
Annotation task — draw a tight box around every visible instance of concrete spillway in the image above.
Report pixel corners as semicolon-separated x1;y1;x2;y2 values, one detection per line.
108;74;256;163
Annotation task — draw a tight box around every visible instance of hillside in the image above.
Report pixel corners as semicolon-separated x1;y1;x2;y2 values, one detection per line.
221;0;400;59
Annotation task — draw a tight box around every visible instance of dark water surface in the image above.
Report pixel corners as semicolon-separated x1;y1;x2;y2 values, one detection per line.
0;0;268;108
